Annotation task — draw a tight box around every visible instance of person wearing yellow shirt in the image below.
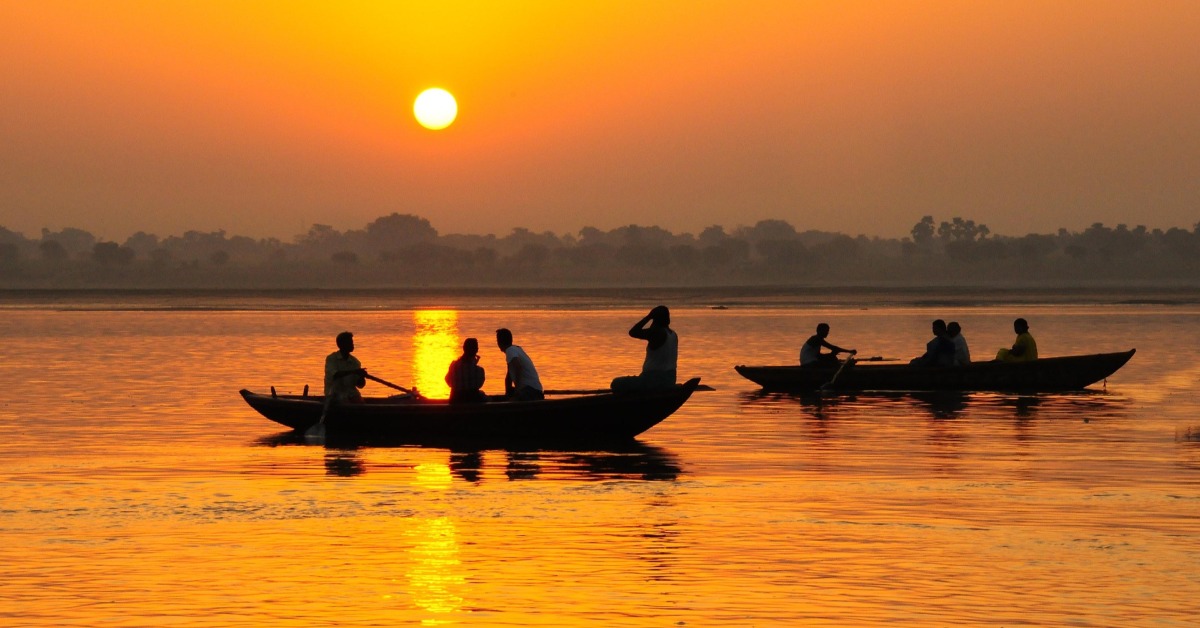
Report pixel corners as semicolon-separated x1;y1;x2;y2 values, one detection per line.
996;318;1038;362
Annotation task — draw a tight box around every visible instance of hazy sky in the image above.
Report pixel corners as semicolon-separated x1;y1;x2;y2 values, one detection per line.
2;1;1198;241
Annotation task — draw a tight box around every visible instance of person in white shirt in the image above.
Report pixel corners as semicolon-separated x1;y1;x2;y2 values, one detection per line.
496;328;544;401
947;321;971;366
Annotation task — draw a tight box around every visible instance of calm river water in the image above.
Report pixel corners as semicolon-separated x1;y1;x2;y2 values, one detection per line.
1;289;1198;626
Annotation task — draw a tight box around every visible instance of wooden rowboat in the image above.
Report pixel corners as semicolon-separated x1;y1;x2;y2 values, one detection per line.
241;378;702;442
734;350;1135;393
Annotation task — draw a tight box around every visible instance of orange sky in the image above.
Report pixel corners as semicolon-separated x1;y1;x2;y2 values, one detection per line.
1;0;1197;240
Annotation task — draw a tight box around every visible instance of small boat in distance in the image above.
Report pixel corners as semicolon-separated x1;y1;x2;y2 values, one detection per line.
241;378;702;443
735;350;1135;393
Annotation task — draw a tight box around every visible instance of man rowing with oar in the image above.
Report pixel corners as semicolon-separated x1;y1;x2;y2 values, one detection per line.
800;323;856;367
324;331;367;404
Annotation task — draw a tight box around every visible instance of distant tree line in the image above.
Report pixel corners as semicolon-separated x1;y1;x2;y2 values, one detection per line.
1;213;1199;288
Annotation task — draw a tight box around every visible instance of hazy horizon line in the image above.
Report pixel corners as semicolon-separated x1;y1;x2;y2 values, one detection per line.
6;213;1199;245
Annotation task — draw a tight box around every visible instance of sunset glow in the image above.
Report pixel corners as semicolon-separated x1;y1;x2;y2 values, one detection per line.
1;2;1198;241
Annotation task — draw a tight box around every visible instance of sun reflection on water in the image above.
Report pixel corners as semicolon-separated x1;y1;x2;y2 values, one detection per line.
406;514;464;622
411;310;460;399
414;461;454;491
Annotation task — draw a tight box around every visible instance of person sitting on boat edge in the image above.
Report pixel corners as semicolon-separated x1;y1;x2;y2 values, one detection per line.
496;328;544;401
996;318;1038;362
324;331;366;403
445;337;487;403
910;319;956;367
612;305;678;393
947;321;971;366
800;322;855;367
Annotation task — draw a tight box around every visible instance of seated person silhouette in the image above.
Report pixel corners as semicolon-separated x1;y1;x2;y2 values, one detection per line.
445;337;487;403
496;328;544;401
996;318;1038;362
947;321;971;366
910;319;956;367
800;323;855;367
324;331;366;403
611;305;678;392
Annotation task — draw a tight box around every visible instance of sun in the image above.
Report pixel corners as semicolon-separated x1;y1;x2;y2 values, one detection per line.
413;88;457;130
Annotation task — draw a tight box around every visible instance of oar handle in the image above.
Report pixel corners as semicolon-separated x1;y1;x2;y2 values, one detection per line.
364;373;415;395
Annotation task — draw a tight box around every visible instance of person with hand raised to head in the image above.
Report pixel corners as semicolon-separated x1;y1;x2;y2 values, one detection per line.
611;305;679;393
445;337;487;403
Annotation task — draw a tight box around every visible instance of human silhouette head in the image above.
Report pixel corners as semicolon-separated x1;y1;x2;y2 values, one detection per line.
335;331;354;353
495;328;513;350
816;323;830;338
932;319;947;336
1014;318;1029;333
947;322;961;337
462;337;479;357
650;305;670;326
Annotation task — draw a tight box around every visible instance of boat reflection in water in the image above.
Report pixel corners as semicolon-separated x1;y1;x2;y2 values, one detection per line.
740;391;973;421
741;388;1131;424
256;433;682;482
323;450;367;477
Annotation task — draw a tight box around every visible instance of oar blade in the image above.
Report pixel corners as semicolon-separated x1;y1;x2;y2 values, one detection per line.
304;422;326;440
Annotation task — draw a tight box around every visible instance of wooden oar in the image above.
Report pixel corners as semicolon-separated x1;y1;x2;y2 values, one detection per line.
820;355;856;391
306;396;332;439
364;373;416;396
544;384;715;395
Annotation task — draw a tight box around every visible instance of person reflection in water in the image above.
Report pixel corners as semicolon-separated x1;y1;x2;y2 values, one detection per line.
496;328;544;401
910;319;956;367
611;305;678;392
947;321;970;366
996;317;1038;362
324;331;366;403
800;322;855;367
445;337;487;403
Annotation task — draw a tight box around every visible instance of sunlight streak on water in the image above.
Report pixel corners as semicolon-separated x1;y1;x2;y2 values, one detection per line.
406;517;465;622
411;310;459;399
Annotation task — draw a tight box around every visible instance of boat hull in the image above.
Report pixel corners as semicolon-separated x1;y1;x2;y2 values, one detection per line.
241;378;701;442
735;350;1134;392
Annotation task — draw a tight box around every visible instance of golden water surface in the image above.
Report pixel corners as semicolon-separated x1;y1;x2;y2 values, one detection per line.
1;293;1197;626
